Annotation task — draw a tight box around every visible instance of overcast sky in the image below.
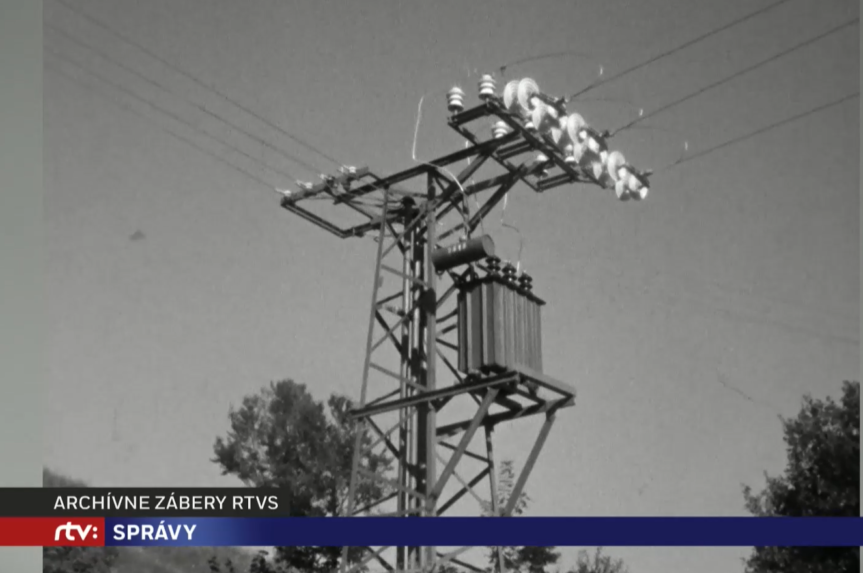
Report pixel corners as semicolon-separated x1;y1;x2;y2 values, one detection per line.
43;0;858;571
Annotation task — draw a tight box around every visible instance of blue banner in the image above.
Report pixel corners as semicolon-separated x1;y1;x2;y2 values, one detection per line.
103;517;863;547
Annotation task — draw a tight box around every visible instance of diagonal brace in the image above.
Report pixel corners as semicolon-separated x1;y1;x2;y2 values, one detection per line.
431;389;499;500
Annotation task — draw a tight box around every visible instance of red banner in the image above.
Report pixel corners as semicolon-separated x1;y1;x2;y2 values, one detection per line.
0;518;105;546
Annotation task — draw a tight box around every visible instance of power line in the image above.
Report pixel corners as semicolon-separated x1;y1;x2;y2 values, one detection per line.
715;371;780;415
614;17;858;134
51;0;343;170
568;0;795;100
46;52;382;210
44;43;295;186
498;50;600;77
668;90;859;168
44;54;284;194
45;22;322;177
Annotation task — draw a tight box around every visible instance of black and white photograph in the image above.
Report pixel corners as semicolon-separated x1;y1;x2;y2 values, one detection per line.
27;0;863;571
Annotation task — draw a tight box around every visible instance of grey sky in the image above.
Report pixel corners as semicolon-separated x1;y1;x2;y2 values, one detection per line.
43;0;858;571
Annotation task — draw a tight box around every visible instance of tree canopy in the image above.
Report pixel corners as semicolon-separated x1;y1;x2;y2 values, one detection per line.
742;380;859;573
212;379;392;572
567;548;629;573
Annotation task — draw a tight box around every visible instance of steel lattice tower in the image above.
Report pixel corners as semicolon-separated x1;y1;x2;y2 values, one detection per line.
279;75;649;573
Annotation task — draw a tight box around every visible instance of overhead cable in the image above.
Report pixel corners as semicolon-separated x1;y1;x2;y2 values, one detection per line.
45;22;321;176
45;52;289;192
45;59;286;195
614;18;859;134
52;0;342;169
668;91;859;169
568;0;796;100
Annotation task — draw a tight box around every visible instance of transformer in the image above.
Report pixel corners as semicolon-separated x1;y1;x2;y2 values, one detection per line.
457;257;544;375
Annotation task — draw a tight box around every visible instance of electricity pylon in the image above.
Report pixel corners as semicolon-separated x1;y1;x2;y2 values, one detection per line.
279;75;649;573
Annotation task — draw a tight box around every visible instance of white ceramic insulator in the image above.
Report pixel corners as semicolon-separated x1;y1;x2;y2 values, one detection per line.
615;179;630;201
536;153;549;176
517;78;541;114
628;173;648;200
503;80;520;112
478;74;496;100
447;87;465;113
492;121;509;139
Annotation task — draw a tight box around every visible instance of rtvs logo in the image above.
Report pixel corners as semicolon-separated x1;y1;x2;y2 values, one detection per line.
54;522;98;542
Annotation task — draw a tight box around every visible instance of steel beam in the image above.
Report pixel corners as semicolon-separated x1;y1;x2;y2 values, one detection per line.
349;372;517;419
503;412;557;516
